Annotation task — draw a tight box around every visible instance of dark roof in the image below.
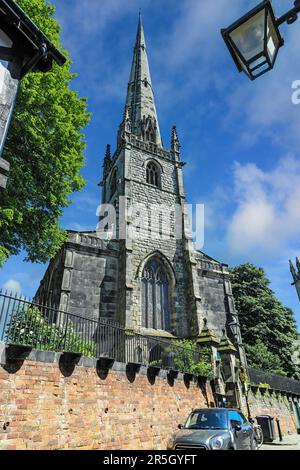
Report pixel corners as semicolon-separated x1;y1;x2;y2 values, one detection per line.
0;0;66;72
191;408;235;413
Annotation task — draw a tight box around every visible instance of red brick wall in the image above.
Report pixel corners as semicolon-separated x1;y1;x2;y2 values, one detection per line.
0;359;214;450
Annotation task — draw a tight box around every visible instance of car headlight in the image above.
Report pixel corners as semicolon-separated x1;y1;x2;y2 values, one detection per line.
210;436;225;450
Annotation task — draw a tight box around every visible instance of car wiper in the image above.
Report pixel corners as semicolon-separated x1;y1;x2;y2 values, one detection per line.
186;426;205;430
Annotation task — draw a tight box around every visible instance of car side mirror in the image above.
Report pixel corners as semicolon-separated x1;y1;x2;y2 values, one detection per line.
234;424;242;432
178;424;183;429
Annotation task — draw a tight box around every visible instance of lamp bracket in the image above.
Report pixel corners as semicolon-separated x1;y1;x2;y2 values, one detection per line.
276;1;300;26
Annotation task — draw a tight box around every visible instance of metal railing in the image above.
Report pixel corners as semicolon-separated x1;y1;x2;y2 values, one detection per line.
0;290;205;375
249;368;300;395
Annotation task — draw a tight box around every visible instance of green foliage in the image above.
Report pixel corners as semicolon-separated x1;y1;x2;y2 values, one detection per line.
246;340;287;376
6;306;96;357
230;263;300;379
258;383;270;390
0;0;90;265
172;340;214;379
148;341;214;377
239;367;250;386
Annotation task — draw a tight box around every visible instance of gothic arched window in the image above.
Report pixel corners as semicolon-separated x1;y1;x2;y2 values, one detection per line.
110;168;117;196
146;161;160;187
141;257;171;331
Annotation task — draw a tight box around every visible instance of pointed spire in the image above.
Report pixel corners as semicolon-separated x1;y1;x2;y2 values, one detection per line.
296;257;300;274
124;105;132;130
290;260;297;282
103;144;111;179
117;105;132;148
124;14;162;147
171;125;181;160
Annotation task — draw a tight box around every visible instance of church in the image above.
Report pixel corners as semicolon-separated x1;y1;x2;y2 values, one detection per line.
36;16;245;404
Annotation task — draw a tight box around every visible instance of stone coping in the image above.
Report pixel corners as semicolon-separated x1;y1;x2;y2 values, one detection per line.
0;342;209;383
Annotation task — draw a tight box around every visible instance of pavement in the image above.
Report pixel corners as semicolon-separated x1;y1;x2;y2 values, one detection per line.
261;433;300;450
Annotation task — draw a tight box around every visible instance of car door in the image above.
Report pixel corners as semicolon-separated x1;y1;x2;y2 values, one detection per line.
238;412;253;450
228;410;247;450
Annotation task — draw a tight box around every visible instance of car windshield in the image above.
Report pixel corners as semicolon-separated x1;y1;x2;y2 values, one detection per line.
184;411;228;430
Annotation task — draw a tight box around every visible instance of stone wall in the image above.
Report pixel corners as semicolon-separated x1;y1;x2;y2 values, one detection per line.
196;254;236;338
36;233;120;324
247;388;298;435
0;351;213;450
246;368;300;435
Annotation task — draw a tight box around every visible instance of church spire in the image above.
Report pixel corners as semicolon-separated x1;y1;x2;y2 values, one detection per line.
171;125;181;160
290;259;297;283
296;257;300;274
103;144;111;179
124;14;162;147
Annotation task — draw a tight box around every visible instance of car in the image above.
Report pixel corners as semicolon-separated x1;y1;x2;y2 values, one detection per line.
166;408;258;450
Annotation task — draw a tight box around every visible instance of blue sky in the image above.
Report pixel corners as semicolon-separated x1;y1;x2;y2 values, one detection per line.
1;0;300;328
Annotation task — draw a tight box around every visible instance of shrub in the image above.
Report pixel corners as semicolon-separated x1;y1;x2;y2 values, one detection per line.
6;306;96;357
171;340;214;379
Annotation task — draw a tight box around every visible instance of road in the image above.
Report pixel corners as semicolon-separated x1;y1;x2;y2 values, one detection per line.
261;434;300;450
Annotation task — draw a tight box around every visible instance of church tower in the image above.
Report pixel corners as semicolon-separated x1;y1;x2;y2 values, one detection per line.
99;15;201;337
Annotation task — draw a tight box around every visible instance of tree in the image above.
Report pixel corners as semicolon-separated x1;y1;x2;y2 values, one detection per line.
245;340;286;376
230;263;299;379
0;0;90;266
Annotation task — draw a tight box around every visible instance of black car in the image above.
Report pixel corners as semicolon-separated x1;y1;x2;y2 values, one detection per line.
167;408;257;450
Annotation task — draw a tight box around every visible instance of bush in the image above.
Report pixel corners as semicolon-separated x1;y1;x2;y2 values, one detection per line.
171;340;214;379
6;306;96;357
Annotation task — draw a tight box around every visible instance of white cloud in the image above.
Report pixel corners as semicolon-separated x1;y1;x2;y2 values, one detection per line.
55;0;151;103
3;279;22;294
157;0;243;68
226;155;300;258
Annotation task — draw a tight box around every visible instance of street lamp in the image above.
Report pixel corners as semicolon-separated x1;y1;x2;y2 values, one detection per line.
228;317;239;340
221;0;300;80
0;0;66;188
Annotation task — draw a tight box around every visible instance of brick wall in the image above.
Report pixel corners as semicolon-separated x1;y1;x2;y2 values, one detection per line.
0;353;214;450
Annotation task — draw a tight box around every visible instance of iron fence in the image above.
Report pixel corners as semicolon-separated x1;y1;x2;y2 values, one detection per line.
249;368;300;395
0;289;206;375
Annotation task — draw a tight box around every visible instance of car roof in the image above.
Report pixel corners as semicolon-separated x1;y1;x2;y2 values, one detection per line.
191;408;240;413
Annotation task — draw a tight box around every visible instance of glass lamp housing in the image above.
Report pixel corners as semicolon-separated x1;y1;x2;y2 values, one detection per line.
228;319;239;338
222;0;283;80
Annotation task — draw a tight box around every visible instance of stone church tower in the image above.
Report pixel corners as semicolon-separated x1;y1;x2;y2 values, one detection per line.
36;17;245;402
98;15;201;339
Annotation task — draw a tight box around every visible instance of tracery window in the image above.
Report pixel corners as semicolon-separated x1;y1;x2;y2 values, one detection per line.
141;257;170;331
146;161;160;187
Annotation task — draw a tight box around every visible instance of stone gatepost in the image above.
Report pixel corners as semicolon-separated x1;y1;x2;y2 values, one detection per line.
196;319;221;407
217;331;243;409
